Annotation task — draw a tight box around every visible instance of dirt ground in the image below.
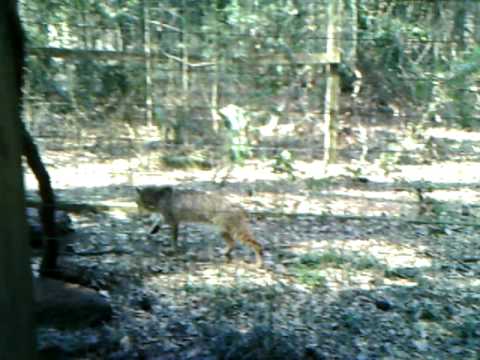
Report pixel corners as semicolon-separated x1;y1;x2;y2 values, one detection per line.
26;127;480;359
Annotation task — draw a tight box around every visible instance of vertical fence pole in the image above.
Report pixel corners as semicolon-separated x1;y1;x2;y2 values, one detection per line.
323;0;341;166
143;0;153;127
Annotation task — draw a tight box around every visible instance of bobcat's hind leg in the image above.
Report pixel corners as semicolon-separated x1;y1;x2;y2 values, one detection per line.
221;231;236;262
240;230;264;267
253;245;264;267
170;223;179;251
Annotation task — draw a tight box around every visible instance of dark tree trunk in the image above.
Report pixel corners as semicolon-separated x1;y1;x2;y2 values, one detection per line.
21;124;58;272
0;1;37;358
12;0;59;272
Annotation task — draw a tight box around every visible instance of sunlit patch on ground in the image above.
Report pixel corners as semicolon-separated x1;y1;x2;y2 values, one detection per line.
27;126;480;358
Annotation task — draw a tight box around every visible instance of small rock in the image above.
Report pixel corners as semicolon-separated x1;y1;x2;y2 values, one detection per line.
375;298;393;311
34;277;112;328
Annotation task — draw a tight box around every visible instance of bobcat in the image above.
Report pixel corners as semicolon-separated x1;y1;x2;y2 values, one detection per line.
136;186;264;266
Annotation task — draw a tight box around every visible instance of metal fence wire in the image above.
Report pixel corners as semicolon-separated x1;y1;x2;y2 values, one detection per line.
22;0;480;358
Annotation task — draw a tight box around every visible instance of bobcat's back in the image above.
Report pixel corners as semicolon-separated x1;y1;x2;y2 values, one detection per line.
136;185;263;266
137;186;244;225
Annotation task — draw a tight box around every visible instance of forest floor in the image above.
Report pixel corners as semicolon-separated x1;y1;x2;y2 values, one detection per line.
26;125;480;359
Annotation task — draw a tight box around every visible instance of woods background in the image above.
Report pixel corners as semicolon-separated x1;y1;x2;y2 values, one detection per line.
16;1;480;358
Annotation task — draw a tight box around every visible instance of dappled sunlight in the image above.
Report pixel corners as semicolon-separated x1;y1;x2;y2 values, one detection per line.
24;161;135;189
145;262;290;291
363;242;431;268
24;149;480;223
428;188;480;203
24;143;480;358
24;146;480;220
15;0;480;357
279;236;432;291
107;206;134;221
286;237;432;268
425;127;480;142
399;162;480;184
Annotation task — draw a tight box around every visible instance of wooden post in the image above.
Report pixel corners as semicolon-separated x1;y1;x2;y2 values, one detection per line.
0;1;36;358
142;0;153;126
323;0;341;166
323;63;340;165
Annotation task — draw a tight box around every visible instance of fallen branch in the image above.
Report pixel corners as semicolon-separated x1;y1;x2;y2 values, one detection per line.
251;211;480;228
74;248;133;256
459;257;480;263
26;199;111;214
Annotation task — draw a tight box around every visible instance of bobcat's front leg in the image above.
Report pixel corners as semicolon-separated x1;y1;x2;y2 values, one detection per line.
148;215;162;235
148;217;179;252
149;223;161;235
171;223;179;250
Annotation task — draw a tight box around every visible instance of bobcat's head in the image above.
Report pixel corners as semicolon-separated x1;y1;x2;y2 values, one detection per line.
135;185;173;212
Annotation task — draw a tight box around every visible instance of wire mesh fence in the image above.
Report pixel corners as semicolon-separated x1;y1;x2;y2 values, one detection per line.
21;0;480;358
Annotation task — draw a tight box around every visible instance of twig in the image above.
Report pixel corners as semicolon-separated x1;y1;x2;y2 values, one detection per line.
74;248;133;256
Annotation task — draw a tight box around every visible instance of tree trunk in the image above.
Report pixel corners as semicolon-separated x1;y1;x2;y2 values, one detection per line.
142;0;154;126
323;63;340;165
452;0;467;53
323;0;341;166
474;1;480;43
22;124;58;272
0;1;37;358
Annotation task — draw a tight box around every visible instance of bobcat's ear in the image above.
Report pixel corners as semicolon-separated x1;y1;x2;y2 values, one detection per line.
135;187;142;194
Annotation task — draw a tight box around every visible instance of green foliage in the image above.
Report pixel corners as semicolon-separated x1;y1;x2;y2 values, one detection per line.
456;319;480;340
440;47;480;128
405;299;444;323
206;324;305;360
293;265;327;288
272;150;296;180
301;250;382;270
305;177;337;190
341;310;364;334
161;153;215;170
220;104;252;163
20;0;480;153
356;2;479;129
384;267;420;280
345;165;365;179
357;12;425;102
378;151;400;176
291;250;384;288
